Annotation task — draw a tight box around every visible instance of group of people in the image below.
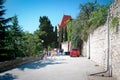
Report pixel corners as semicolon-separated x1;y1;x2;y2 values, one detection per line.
43;48;64;61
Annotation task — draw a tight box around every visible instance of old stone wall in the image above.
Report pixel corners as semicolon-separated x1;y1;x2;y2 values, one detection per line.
82;41;87;57
82;23;120;80
0;54;44;72
90;26;107;67
82;25;107;67
110;25;120;80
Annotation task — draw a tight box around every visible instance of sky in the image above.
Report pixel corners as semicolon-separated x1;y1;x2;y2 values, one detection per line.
4;0;112;33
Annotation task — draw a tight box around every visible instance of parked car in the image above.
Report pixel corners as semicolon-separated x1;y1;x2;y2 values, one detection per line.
70;49;80;57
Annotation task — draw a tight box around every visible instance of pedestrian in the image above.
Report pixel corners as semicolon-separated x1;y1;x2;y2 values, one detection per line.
43;48;48;62
50;49;55;59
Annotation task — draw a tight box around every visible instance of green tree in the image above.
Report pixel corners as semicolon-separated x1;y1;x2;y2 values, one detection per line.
0;0;12;61
89;5;108;31
8;15;23;58
0;0;11;49
21;32;42;56
66;1;109;54
53;26;58;48
38;16;54;48
77;1;99;41
34;30;44;53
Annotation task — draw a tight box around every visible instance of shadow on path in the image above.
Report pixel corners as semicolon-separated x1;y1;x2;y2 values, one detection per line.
17;58;67;71
0;73;17;80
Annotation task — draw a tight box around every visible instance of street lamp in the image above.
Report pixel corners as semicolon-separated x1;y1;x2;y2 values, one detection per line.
41;40;44;43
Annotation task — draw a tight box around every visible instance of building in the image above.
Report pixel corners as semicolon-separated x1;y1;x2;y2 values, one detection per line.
58;15;72;52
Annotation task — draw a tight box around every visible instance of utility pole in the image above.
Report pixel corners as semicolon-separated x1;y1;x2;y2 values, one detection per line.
88;34;90;59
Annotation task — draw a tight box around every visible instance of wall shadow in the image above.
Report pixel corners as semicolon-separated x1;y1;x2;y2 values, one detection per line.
17;58;67;71
0;73;17;80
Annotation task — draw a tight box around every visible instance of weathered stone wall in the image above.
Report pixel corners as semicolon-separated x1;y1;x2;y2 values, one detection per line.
0;54;44;72
110;25;120;80
82;41;87;57
90;26;107;67
82;25;107;67
82;23;120;80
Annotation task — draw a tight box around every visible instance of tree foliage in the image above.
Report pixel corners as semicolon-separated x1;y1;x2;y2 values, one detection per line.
0;0;14;61
38;16;57;49
0;1;59;62
89;5;108;30
76;1;109;41
66;1;109;49
8;15;23;58
20;31;42;56
0;0;11;49
78;1;99;40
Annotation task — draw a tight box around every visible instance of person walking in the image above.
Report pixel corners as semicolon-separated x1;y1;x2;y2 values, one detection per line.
43;48;48;62
50;49;55;59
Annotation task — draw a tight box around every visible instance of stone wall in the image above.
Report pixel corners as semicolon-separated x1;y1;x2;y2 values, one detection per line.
110;25;120;80
82;41;87;57
90;26;107;67
82;25;107;67
0;54;44;72
110;0;120;18
82;23;120;80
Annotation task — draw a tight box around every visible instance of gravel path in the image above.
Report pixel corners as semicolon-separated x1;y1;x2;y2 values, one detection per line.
0;56;115;80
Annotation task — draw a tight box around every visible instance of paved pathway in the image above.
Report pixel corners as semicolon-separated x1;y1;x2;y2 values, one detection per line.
0;56;115;80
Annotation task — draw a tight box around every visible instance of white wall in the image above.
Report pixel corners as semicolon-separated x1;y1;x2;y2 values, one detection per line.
82;26;107;67
110;26;120;80
62;41;68;52
82;24;120;80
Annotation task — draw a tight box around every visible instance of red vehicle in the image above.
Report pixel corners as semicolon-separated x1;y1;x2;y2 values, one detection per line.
70;49;80;57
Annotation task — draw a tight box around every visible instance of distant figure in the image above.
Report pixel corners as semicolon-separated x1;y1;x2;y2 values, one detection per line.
59;48;64;55
50;49;55;59
43;48;48;61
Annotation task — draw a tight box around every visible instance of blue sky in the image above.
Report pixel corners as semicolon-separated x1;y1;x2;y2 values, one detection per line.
4;0;112;33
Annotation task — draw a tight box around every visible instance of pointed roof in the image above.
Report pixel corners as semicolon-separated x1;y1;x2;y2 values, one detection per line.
58;15;72;27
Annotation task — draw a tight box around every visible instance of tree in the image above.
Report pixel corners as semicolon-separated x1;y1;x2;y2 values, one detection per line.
0;0;12;61
77;1;99;41
0;0;11;49
67;19;82;48
77;1;109;41
8;15;23;58
66;19;76;49
21;31;42;56
66;1;109;55
89;5;108;31
53;26;58;48
38;16;55;48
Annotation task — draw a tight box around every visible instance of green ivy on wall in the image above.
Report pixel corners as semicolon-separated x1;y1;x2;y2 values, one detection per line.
110;17;119;29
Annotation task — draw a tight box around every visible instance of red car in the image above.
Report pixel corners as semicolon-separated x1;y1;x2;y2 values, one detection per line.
70;49;80;57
